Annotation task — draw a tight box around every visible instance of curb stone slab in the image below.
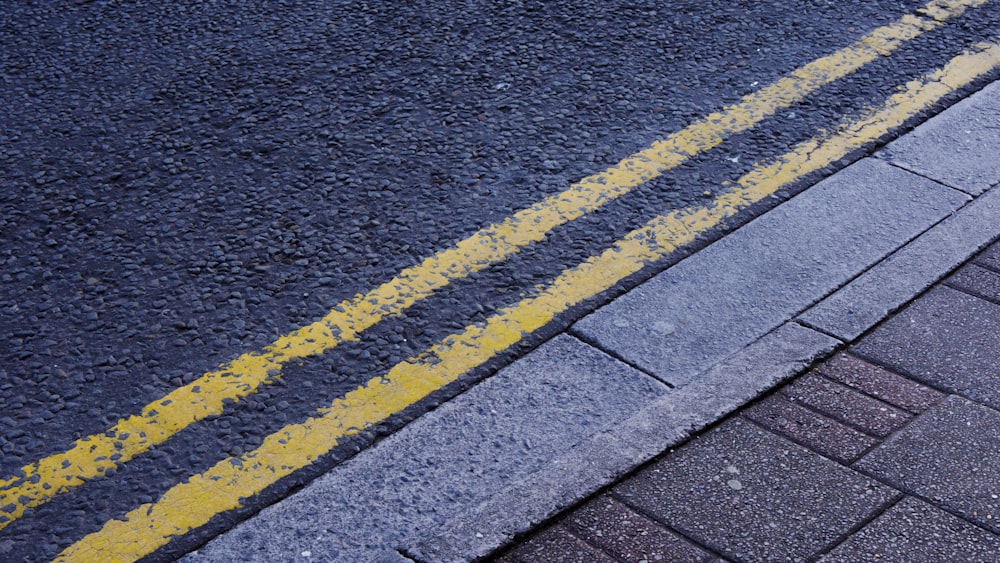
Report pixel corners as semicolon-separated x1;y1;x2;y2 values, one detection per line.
877;81;1000;196
574;158;966;386
413;322;838;562
799;184;1000;341
186;335;667;562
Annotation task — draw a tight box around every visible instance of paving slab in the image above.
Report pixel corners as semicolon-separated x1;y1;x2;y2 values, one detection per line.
816;353;943;414
819;496;1000;562
743;393;877;464
574;158;965;386
947;262;1000;304
852;286;1000;410
782;373;911;437
877;81;1000;195
855;395;1000;534
613;419;899;562
976;242;1000;271
186;335;667;562
562;495;715;562
798;184;1000;341
503;526;616;563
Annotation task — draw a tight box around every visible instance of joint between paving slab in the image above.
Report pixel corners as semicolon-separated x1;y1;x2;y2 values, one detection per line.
846;450;1000;539
737;404;876;464
566;329;674;387
966;252;1000;277
395;548;422;563
834;390;1000;540
602;490;732;562
879;157;983;198
846;346;960;401
793;318;845;343
834;345;964;416
788;372;914;438
943;275;1000;305
809;493;906;562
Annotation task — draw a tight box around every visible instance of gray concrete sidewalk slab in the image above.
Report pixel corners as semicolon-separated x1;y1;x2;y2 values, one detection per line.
185;335;667;562
574;158;966;386
877;81;1000;196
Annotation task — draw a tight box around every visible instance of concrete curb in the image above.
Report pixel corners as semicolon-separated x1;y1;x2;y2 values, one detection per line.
800;183;1000;341
413;322;839;562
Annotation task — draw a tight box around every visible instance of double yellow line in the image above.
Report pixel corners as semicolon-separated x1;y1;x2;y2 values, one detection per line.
0;0;995;560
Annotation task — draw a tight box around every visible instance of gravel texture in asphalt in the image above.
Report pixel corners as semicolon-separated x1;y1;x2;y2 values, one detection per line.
2;0;999;559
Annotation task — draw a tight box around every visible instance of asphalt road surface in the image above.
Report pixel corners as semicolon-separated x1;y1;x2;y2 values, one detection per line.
2;0;999;560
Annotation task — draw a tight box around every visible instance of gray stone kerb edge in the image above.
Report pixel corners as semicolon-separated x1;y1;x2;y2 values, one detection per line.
421;179;1000;560
800;183;1000;341
414;322;840;562
425;142;1000;560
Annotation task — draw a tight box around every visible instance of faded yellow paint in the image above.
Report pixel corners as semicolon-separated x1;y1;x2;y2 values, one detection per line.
56;40;1000;563
920;0;989;20
1;0;973;530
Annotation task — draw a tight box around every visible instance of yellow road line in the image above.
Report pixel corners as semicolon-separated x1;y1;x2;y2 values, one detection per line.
55;40;1000;563
1;0;979;531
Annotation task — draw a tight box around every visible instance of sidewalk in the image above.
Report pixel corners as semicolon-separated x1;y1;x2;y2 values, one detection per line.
493;243;1000;561
188;80;1000;562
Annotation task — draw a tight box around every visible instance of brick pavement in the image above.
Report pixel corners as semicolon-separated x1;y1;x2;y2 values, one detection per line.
493;240;1000;562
